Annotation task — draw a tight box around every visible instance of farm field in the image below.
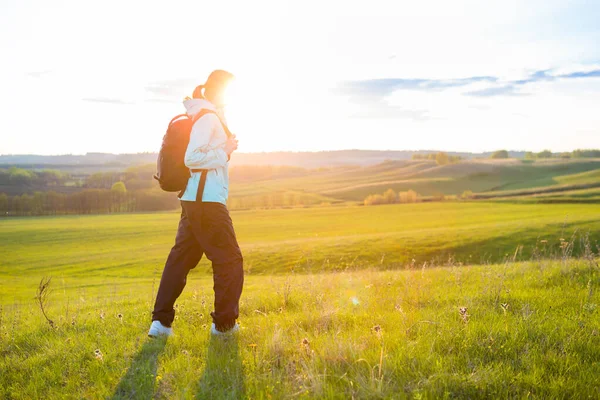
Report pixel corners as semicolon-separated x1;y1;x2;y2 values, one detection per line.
228;159;600;203
4;159;600;214
1;202;599;303
1;202;599;398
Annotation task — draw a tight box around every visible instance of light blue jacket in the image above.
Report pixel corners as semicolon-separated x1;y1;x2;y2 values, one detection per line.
179;99;230;204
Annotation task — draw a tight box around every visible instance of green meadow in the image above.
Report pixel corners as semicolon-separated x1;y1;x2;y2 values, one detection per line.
1;202;599;398
228;158;600;204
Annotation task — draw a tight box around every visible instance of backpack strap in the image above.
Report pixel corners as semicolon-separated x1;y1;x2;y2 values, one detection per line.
185;110;232;202
191;109;233;138
168;113;189;126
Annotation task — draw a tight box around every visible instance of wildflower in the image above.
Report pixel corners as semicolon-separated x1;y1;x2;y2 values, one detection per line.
94;349;103;361
248;343;257;348
182;350;189;356
99;311;105;320
394;304;403;313
540;240;548;244
199;313;204;319
117;313;123;320
500;303;509;315
459;307;470;324
202;324;207;329
372;325;382;333
278;307;283;313
300;338;310;350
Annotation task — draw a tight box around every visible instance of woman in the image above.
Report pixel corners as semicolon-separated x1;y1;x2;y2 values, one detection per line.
149;70;243;337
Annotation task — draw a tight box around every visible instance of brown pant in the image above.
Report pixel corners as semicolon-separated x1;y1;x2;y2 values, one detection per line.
152;201;243;331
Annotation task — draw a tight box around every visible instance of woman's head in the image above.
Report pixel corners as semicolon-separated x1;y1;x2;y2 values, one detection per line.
193;69;235;106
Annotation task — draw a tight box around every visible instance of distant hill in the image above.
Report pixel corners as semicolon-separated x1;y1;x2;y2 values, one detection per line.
0;150;527;169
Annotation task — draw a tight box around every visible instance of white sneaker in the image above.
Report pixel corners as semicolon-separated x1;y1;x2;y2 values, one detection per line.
210;322;240;336
148;320;173;338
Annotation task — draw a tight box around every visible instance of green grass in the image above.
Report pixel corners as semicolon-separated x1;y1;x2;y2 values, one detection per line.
555;169;600;185
2;203;600;303
2;202;600;398
229;159;600;202
1;260;599;399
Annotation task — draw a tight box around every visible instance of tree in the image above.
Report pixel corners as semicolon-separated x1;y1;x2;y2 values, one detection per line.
8;167;34;185
435;152;450;165
524;152;535;160
382;189;397;204
0;193;7;213
364;194;385;206
491;150;509;159
537;150;553;159
572;149;600;158
399;190;419;203
111;181;127;193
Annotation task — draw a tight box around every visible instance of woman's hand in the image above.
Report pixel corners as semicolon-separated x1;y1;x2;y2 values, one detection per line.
224;134;239;155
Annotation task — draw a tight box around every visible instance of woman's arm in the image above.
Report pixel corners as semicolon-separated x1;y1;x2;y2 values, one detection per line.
184;114;229;170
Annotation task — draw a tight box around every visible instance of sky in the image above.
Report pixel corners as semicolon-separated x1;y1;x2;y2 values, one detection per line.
1;0;599;155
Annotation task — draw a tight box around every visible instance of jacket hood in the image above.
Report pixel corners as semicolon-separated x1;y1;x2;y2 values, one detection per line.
183;98;216;117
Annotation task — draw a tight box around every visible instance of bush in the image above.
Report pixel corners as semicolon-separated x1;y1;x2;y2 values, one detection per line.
399;190;419;203
461;190;474;200
537;150;553;159
435;152;450;165
382;189;397;204
365;189;420;206
491;150;509;159
364;194;386;206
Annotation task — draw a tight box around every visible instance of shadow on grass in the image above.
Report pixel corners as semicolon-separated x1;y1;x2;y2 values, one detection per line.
196;335;245;399
111;336;167;399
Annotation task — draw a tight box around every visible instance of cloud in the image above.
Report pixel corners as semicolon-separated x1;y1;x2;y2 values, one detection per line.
81;97;134;105
26;70;53;78
562;69;600;79
465;85;529;97
351;102;433;121
335;66;600;100
333;76;497;98
144;78;199;100
332;66;600;119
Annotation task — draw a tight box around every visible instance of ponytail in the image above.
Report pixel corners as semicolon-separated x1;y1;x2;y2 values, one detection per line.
192;85;205;99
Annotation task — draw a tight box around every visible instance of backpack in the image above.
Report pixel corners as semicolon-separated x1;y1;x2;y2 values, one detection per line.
154;110;231;198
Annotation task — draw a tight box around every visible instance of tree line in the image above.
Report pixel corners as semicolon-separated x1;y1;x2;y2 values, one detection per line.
364;189;420;206
491;149;600;160
0;185;179;216
0;167;71;187
411;152;463;165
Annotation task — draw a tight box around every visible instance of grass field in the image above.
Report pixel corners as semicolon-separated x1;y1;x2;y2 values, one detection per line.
229;159;600;203
2;202;599;303
1;202;600;398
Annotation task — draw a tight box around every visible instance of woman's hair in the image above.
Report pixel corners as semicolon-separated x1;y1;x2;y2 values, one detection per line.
192;85;206;100
192;70;234;103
